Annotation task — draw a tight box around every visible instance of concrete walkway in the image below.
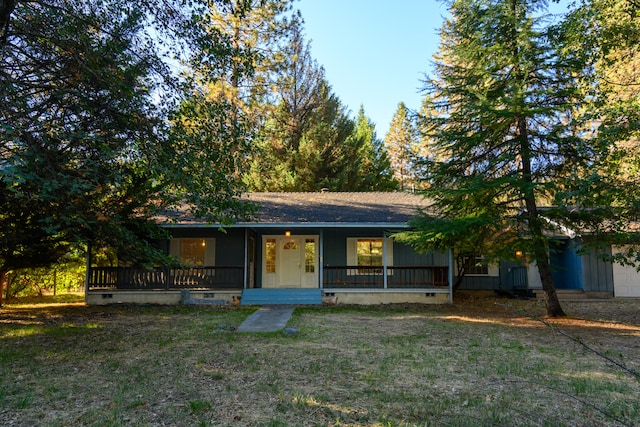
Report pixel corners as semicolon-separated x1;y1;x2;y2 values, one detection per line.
236;306;295;332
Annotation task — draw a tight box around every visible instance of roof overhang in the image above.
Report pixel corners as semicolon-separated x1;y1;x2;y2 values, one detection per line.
161;222;411;229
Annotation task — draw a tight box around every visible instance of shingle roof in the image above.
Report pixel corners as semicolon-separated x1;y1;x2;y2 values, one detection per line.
245;192;430;225
162;192;432;227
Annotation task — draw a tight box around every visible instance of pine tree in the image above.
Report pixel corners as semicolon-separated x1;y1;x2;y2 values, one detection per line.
396;0;591;317
242;23;324;191
413;94;442;188
243;25;395;191
347;106;398;191
0;1;172;304
192;0;300;119
385;102;419;190
0;0;258;304
555;0;640;265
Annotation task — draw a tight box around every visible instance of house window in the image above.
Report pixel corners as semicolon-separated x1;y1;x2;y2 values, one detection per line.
462;255;489;275
305;239;315;273
357;239;383;268
170;238;215;267
346;238;393;275
181;239;206;266
266;239;276;273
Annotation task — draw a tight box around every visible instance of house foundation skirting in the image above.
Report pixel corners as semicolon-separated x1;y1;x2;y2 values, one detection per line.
86;288;451;305
322;288;450;305
85;290;242;306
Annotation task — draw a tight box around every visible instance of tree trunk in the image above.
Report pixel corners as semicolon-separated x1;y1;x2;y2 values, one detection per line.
521;153;566;316
517;104;566;317
0;0;16;45
533;245;566;317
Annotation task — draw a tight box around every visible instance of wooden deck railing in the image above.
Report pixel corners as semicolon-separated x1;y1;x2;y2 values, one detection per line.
88;266;245;291
323;266;449;289
88;265;448;291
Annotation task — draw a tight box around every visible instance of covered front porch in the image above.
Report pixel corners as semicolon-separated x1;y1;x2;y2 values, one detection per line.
86;264;451;305
85;192;456;305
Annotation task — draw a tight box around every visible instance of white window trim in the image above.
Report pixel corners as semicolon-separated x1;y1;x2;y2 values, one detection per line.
169;238;216;267
456;255;499;277
346;237;393;276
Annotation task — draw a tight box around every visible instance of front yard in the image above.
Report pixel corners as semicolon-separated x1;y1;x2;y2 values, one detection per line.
1;296;638;426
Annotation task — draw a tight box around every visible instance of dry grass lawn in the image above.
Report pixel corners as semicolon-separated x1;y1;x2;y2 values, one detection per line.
1;295;639;426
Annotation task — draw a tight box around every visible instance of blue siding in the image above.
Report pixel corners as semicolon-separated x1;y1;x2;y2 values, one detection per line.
458;276;501;290
167;228;246;268
550;240;584;290
215;229;246;266
500;261;528;290
394;242;448;266
321;228;447;267
580;246;614;293
322;228;386;266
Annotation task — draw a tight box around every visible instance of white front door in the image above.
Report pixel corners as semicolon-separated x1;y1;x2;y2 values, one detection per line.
281;238;302;287
262;235;318;289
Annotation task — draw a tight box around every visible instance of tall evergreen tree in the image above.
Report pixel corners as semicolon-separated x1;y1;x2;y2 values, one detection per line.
243;25;395;191
412;94;441;187
293;81;358;190
346;106;398;191
555;0;640;265
385;102;420;190
192;0;300;125
242;23;324;191
395;0;589;317
0;0;255;304
1;1;174;304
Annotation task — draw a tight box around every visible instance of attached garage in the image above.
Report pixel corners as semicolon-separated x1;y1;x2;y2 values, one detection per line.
612;246;640;297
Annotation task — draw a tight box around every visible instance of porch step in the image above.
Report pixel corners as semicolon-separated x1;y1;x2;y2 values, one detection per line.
240;289;322;306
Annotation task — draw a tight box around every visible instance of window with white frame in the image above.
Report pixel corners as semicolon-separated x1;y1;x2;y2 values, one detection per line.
347;237;393;275
458;254;498;276
304;239;315;273
170;238;215;267
265;239;276;273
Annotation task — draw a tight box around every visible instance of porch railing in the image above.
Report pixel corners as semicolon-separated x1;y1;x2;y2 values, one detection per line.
323;266;449;289
88;266;245;291
88;265;449;291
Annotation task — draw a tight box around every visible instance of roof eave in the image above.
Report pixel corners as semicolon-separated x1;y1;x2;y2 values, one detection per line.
161;222;411;229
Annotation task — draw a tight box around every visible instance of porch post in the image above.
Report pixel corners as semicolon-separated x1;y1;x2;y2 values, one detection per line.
383;232;388;289
243;228;248;289
448;248;454;304
319;230;324;289
85;242;91;299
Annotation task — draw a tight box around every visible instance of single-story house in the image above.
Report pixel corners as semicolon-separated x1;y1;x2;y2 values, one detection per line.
85;192;636;305
86;192;455;305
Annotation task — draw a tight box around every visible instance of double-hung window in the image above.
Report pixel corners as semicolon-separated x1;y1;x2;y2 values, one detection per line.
347;237;393;275
458;255;498;276
170;238;216;267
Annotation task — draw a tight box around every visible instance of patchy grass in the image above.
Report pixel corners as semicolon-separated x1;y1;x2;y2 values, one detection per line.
0;297;639;426
3;293;84;306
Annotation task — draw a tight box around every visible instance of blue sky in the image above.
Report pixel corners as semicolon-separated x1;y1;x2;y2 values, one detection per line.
296;0;569;138
296;0;450;137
